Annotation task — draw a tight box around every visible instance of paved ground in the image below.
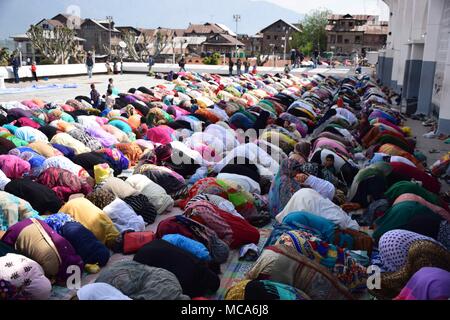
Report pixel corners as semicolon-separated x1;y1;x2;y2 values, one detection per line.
0;74;168;103
404;117;450;192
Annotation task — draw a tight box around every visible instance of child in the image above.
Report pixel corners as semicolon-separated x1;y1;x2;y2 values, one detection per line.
90;84;100;108
30;62;38;82
251;64;257;75
284;64;291;75
105;89;115;109
105;60;112;75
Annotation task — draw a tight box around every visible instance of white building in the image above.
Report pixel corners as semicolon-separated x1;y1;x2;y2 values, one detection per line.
377;0;450;134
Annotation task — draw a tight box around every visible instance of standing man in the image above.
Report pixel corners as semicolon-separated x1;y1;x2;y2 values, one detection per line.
313;49;319;68
11;54;20;83
290;49;296;67
85;52;94;79
228;58;234;76
148;55;155;75
243;58;250;74
299;50;305;67
236;58;242;76
178;56;186;72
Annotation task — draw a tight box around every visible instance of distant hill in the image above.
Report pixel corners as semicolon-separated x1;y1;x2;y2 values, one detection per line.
0;0;304;38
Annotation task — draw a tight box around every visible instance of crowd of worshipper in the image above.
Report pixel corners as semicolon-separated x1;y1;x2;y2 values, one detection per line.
0;70;449;301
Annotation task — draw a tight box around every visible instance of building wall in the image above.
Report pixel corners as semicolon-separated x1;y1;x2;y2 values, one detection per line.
260;22;300;55
77;21;120;55
327;31;363;54
381;0;450;134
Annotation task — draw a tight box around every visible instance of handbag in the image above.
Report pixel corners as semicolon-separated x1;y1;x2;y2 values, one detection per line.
123;231;155;254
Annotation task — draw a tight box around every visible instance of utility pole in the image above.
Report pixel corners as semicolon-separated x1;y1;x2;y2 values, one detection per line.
283;30;288;61
107;16;113;57
233;14;241;59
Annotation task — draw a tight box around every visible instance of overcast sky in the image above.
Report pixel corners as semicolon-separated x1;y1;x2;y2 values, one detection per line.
257;0;390;20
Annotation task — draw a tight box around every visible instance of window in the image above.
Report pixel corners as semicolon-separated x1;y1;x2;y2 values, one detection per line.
330;35;336;44
340;21;345;26
274;35;278;40
344;39;350;44
337;35;343;43
355;36;361;44
43;24;49;30
267;35;271;40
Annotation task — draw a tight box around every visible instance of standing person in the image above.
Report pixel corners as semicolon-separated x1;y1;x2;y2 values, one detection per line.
290;49;296;67
85;52;94;79
299;50;305;66
11;55;20;84
251;62;257;75
90;84;101;108
236;58;242;76
148;55;155;75
113;56;118;75
243;58;250;74
178;56;186;72
228;59;234;76
313;49;319;68
105;60;112;75
30;61;38;82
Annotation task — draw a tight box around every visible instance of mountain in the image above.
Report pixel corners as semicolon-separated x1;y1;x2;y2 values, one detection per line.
0;0;304;39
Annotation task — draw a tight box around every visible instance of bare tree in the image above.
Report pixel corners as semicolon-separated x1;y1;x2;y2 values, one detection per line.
27;25;80;64
122;30;141;61
147;30;172;59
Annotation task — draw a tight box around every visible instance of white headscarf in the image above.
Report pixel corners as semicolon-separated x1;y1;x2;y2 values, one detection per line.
77;283;132;300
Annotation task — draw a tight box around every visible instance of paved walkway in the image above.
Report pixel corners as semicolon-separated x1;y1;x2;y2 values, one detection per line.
405;117;450;192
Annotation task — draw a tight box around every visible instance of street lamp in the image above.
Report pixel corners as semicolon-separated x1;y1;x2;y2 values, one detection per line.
233;14;241;58
281;30;292;61
269;43;275;67
106;16;113;57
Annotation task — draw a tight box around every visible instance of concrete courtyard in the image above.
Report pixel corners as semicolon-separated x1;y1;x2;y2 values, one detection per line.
0;73;168;103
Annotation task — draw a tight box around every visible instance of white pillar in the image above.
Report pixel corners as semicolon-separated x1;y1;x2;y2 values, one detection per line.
437;29;450;134
417;0;445;115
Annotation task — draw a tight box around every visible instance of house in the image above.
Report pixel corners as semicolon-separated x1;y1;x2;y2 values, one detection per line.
184;23;230;37
238;34;263;56
10;17;85;64
77;18;122;56
203;33;244;55
326;14;388;55
259;19;301;55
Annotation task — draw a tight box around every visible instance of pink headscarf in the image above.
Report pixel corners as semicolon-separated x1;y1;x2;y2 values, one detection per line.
0;155;31;179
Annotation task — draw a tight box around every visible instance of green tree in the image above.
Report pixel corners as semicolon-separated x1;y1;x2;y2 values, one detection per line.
203;52;221;65
0;47;11;66
290;8;331;56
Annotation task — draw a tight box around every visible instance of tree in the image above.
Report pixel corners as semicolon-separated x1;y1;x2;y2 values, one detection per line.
27;25;81;64
0;48;11;66
122;30;141;61
290;8;331;56
147;30;172;59
203;52;221;65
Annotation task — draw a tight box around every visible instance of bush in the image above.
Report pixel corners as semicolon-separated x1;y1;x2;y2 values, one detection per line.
0;48;11;66
40;57;55;65
203;52;221;65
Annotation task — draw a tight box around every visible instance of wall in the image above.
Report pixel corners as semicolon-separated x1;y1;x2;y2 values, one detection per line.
0;63;109;80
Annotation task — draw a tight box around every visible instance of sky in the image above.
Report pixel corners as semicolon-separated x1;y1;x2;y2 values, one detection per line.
257;0;390;20
0;0;390;40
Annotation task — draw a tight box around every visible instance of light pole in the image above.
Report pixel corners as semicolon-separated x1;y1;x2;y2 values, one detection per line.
269;43;275;68
282;30;292;61
106;16;113;57
233;14;241;59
